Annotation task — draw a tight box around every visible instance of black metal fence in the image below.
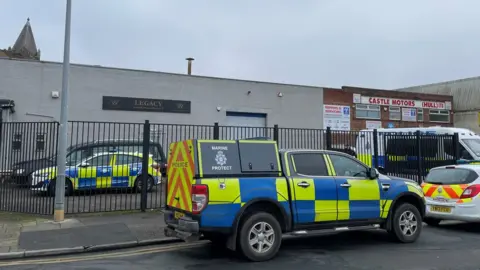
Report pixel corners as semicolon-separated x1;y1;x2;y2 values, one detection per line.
0;120;461;215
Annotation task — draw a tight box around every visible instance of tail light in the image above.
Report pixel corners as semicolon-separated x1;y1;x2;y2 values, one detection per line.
192;184;208;214
460;184;480;199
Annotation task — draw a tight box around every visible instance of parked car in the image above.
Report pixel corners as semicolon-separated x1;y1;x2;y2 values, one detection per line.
10;139;166;187
30;151;162;196
422;161;480;226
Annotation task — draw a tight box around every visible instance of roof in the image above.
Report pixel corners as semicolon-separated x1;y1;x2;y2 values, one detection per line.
12;18;38;59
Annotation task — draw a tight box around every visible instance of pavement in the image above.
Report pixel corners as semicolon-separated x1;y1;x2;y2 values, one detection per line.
3;221;480;269
0;211;174;260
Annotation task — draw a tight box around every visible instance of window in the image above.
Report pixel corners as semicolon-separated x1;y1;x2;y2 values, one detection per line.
355;104;380;119
425;168;477;185
417;109;424;121
66;149;91;166
115;154;143;165
36;134;45;151
389;107;401;120
291;153;328;176
12;133;22;151
85;154;112;167
329;154;367;178
429;110;450;123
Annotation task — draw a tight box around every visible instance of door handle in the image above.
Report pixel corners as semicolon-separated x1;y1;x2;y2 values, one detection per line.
340;183;351;188
297;181;310;188
381;183;390;191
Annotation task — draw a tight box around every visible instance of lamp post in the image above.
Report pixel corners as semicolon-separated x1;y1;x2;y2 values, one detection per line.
54;0;72;222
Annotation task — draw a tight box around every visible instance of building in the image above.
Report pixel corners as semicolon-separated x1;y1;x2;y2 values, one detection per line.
397;77;480;133
323;86;453;131
0;18;41;60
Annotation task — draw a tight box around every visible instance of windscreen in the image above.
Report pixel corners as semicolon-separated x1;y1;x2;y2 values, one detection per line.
462;139;480;157
424;168;475;185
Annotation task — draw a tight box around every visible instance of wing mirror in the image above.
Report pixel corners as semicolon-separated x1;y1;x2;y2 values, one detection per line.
376;166;386;175
368;167;379;179
78;162;90;167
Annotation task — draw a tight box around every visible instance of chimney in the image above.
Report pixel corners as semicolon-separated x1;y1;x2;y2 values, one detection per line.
186;57;194;75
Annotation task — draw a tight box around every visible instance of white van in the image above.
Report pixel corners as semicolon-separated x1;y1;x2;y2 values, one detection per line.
355;127;480;175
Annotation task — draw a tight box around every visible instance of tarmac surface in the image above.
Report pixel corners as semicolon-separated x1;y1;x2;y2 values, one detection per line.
3;221;480;270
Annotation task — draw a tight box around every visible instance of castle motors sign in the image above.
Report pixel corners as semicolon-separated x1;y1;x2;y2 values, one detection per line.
102;96;191;114
356;95;451;110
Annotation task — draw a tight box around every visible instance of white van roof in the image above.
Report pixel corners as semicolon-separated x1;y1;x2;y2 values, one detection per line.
358;127;479;137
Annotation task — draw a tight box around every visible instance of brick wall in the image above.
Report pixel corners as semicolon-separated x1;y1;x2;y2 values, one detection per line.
324;86;454;131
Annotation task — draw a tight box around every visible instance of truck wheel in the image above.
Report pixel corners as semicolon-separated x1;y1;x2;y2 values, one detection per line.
424;217;441;227
238;212;282;262
388;202;422;243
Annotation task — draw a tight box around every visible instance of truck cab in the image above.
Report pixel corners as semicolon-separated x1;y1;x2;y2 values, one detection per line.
164;139;425;262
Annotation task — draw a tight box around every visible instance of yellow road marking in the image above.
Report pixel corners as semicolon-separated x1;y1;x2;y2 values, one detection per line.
0;241;209;267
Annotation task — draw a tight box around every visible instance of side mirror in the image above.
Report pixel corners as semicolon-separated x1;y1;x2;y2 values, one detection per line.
78;162;90;167
377;166;386;175
368;167;379;179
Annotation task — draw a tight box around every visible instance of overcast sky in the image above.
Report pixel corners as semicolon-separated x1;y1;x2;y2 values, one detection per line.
0;0;479;89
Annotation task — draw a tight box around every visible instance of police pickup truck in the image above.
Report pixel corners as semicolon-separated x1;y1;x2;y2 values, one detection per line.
164;139;425;262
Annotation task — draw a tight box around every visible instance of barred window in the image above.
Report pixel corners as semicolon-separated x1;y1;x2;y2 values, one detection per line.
12;133;22;151
355;104;380;119
429;110;450;123
389;107;401;120
36;134;45;151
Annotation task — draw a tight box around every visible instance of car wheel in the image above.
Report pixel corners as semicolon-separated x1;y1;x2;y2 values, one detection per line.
238;212;282;262
134;176;154;193
48;178;74;197
424;217;441;227
388;202;423;243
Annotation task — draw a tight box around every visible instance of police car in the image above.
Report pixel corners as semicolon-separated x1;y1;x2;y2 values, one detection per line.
164;139;425;262
422;161;480;225
30;151;162;196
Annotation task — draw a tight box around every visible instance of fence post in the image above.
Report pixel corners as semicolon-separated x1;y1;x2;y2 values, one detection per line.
453;132;460;161
273;124;279;143
373;129;379;168
415;130;422;184
326;127;332;150
141;120;151;212
213;122;219;140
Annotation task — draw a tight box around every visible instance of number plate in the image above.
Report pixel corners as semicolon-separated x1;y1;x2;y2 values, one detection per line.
174;211;185;219
430;206;452;213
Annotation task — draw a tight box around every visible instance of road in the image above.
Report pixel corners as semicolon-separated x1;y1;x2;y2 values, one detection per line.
3;222;480;270
0;183;166;214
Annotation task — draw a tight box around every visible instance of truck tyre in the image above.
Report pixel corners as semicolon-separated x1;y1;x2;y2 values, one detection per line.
388;202;422;243
238;212;282;262
424;217;441;227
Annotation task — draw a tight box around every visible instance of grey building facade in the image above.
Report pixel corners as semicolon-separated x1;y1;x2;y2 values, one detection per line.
0;58;324;128
398;77;480;133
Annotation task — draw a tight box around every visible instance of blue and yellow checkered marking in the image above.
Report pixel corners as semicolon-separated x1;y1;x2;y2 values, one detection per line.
64;164;151;190
199;177;290;227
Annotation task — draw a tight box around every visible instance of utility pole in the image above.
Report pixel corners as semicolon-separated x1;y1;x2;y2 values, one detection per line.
54;0;72;222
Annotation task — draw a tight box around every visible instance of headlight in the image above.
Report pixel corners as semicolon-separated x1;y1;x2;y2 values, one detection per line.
33;172;50;178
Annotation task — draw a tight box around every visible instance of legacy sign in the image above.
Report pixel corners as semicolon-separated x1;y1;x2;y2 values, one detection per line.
356;95;451;110
102;96;191;114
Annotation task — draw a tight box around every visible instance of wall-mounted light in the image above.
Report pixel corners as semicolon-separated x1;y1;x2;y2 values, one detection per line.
216;106;222;112
278;92;283;97
383;107;388;111
247;91;251;95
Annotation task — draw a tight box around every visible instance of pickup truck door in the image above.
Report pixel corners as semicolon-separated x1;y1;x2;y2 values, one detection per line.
289;152;338;225
327;153;382;221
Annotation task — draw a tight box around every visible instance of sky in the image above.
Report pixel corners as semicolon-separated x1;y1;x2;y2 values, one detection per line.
1;0;479;90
